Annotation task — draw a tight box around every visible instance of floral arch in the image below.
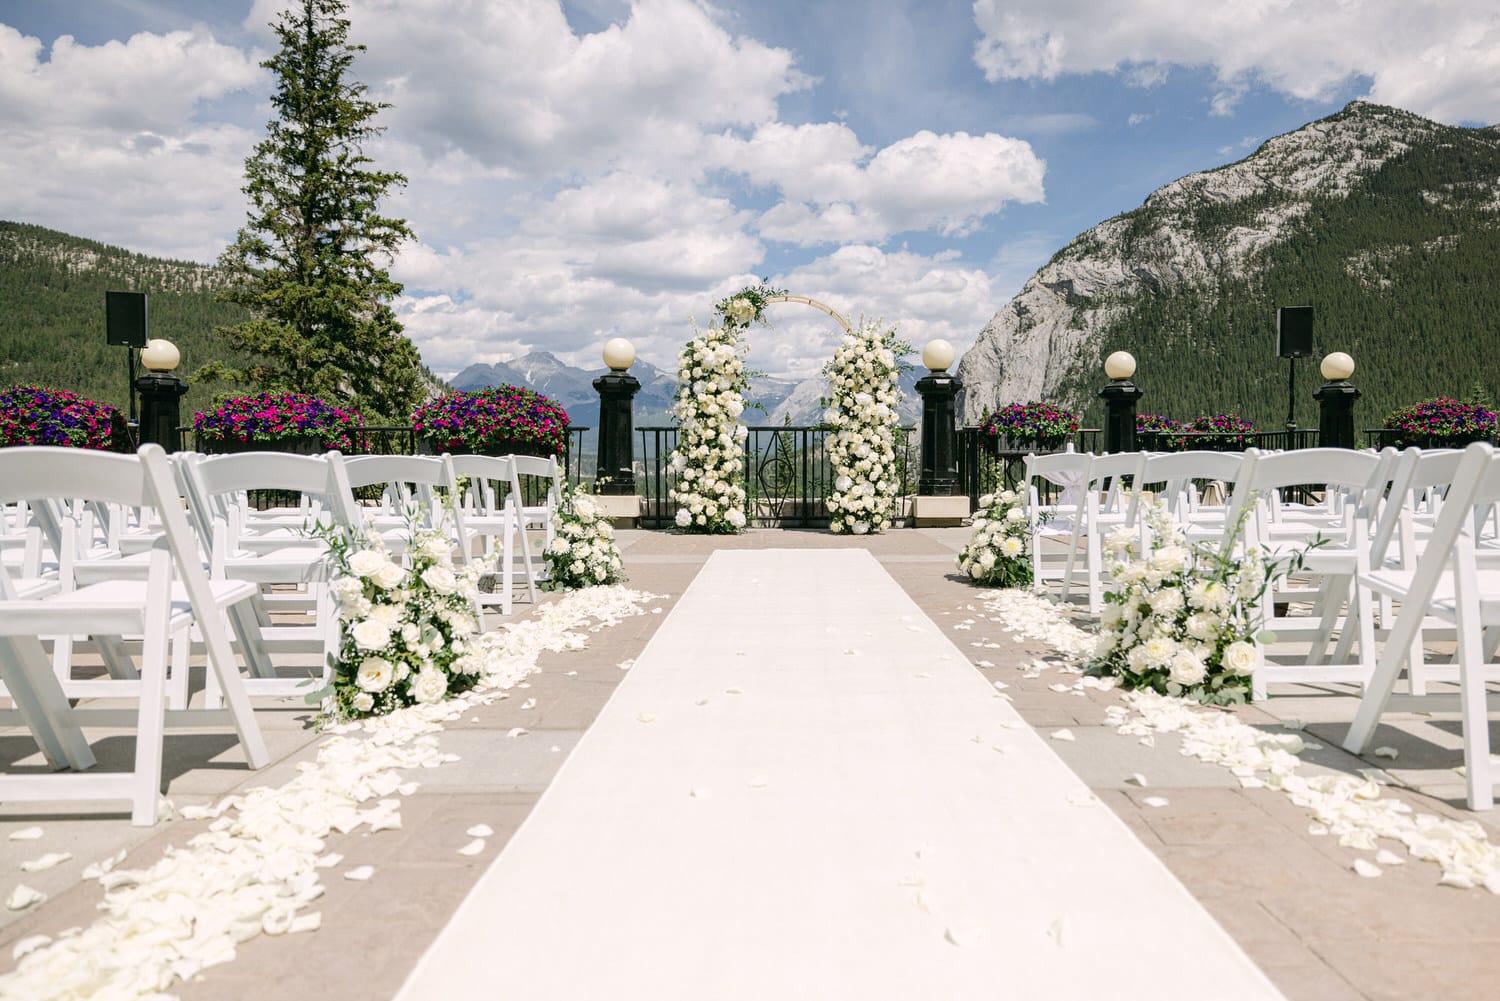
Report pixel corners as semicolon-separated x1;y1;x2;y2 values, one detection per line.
668;285;906;535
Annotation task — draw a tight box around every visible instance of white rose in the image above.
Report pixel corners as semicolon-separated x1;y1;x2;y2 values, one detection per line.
351;692;375;713
422;536;451;559
352;619;392;652
420;565;458;594
1222;641;1261;677
725;297;756;325
1005;507;1024;522
411;669;448;704
727;508;746;528
373;562;406;590
348;550;387;578
978;493;995;508
1169;649;1207;686
675;509;691;527
355;656;393;691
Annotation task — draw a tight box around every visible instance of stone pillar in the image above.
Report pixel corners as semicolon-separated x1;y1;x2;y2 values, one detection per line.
135;371;189;452
593;369;641;495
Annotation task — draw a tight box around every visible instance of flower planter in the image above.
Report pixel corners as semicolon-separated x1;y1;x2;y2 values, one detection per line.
200;435;331;456
420;438;559;459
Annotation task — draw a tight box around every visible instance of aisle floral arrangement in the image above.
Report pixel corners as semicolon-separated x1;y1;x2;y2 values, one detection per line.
1384;396;1498;446
319;521;483;720
957;489;1033;587
412;385;569;456
194;391;364;449
1089;497;1294;706
668;287;773;533
823;319;906;534
981;401;1078;447
0;385;129;450
544;485;625;588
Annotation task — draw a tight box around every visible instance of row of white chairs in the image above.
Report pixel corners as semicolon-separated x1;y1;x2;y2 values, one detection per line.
1022;443;1500;809
0;446;562;824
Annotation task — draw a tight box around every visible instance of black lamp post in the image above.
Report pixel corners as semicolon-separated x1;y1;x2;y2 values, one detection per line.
135;338;188;452
916;339;961;496
1313;351;1360;450
1098;350;1144;453
593;337;640;495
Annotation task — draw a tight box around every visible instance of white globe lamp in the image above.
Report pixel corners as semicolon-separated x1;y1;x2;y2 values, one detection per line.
140;338;180;373
1320;351;1354;382
1103;350;1136;381
922;339;955;373
602;337;636;372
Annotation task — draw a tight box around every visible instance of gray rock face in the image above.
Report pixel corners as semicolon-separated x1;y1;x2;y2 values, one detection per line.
955;101;1434;423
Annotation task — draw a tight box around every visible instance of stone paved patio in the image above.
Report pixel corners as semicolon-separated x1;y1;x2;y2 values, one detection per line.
3;527;1499;999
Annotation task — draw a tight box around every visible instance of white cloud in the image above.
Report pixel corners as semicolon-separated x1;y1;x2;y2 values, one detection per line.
0;24;262;260
971;0;1500;124
245;0;812;177
714;124;1046;246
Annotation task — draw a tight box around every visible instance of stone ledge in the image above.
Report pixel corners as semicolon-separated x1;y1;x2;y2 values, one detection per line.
591;493;642;527
911;494;971;527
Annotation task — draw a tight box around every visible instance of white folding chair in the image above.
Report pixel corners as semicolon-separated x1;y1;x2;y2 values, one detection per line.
513;454;563;581
1216;448;1387;699
0;445;270;825
179;450;361;704
444;453;535;616
1343;442;1500;809
1132;450;1248;545
1024;451;1093;606
341;454;451;548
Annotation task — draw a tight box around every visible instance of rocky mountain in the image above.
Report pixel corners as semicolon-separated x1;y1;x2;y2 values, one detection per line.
957;102;1500;429
450;351;878;429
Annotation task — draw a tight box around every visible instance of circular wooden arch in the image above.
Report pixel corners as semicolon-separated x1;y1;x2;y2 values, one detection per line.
761;293;852;335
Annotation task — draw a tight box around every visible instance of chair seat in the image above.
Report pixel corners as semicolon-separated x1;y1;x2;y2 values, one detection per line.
1360;567;1500;623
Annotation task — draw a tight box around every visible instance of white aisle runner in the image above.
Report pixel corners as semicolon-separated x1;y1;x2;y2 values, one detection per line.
398;550;1285;1000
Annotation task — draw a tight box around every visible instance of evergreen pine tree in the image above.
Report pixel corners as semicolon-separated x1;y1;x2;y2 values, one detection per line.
205;0;422;421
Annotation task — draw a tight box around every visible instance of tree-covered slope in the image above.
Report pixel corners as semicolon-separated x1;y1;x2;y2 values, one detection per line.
0;221;255;418
960;102;1500;432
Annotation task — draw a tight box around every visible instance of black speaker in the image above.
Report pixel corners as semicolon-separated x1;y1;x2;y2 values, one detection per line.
1276;305;1313;358
106;291;148;347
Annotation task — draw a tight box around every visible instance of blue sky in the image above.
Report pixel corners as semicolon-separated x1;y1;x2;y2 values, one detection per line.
1;0;1494;381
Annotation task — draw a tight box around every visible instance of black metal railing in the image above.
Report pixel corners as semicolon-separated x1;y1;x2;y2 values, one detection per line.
956;428;1102;510
1135;428;1320;453
635;425;918;529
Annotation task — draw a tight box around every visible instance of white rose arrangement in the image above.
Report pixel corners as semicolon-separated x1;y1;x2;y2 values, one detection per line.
668;288;772;534
957;489;1033;587
823;319;907;534
315;517;483;720
1088;495;1303;705
544;484;626;589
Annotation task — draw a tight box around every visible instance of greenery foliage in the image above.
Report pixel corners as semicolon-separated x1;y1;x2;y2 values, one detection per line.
0;222;256;417
208;0;423;422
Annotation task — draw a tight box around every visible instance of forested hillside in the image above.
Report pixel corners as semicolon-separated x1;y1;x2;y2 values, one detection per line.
0;221;255;418
962;103;1500;432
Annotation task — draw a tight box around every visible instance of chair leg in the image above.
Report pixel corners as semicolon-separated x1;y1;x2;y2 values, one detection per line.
0;635;96;770
1345;590;1428;754
130;603;173;826
1453;543;1494;810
